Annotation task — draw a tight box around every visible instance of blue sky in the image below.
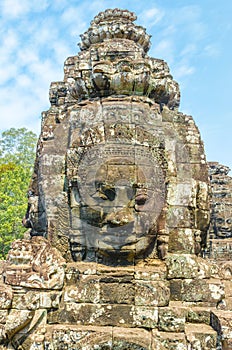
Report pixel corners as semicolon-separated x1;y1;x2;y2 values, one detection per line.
0;0;231;170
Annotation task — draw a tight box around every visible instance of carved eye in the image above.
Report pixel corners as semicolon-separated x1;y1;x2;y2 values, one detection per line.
102;186;116;201
135;194;148;206
95;182;116;201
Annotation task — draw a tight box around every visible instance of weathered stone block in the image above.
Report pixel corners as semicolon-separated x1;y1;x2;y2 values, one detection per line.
0;310;8;324
196;181;209;210
134;262;167;281
64;276;100;303
113;327;152;349
186;307;211;324
167;182;196;207
167;206;194;228
4;309;34;339
0;283;13;309
158;306;186;332
170;279;224;305
185;323;217;350
135;280;170;306
211;311;232;346
97;264;134;282
48;303;135;327
132;306;158;328
45;325;113;349
187;143;206;164
166;254;211;279
12;291;40;310
168;228;195;254
40;292;62;309
48;303;158;329
153;330;187;349
100;282;134;304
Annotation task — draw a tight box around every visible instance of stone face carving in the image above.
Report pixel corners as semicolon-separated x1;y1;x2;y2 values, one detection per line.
209;162;232;239
0;8;232;349
208;162;232;263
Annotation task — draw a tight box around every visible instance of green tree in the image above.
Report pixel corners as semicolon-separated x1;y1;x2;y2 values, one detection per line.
0;127;37;168
0;128;37;259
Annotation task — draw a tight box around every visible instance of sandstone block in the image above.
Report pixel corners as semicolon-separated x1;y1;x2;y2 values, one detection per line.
167;181;196;207
168;229;195;254
185;323;217;350
113;327;152;349
132;306;158;328
45;325;113;349
12;291;40;310
100;282;135;304
0;310;8;324
40;292;62;309
167;206;194;228
166;254;211;279
0;283;13;309
153;330;187;350
158;306;186;332
134;262;167;281
48;303;158;328
4;309;34;339
211;311;232;345
135;280;170;306
170;279;224;305
97;264;134;281
64;276;100;303
186;307;211;324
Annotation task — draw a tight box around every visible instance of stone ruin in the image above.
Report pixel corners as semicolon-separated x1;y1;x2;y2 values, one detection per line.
0;8;232;350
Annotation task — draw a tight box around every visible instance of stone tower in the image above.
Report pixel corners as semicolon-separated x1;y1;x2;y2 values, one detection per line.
0;8;232;349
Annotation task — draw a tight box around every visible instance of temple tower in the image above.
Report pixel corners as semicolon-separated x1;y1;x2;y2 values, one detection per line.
0;9;232;349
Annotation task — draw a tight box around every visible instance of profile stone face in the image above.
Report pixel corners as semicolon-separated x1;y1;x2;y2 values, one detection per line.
1;8;232;350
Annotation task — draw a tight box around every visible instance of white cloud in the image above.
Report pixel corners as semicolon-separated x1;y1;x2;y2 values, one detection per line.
140;7;165;27
180;44;197;57
202;44;220;57
0;30;19;53
0;0;30;18
174;5;201;23
17;49;39;67
33;22;58;46
0;63;19;85
174;64;195;79
0;85;43;134
151;39;174;63
0;0;49;18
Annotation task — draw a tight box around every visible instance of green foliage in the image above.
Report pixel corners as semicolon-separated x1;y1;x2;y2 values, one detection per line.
0;127;37;168
0;128;37;259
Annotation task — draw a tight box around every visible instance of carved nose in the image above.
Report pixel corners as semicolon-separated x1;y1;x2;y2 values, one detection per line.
103;208;134;226
113;186;132;207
